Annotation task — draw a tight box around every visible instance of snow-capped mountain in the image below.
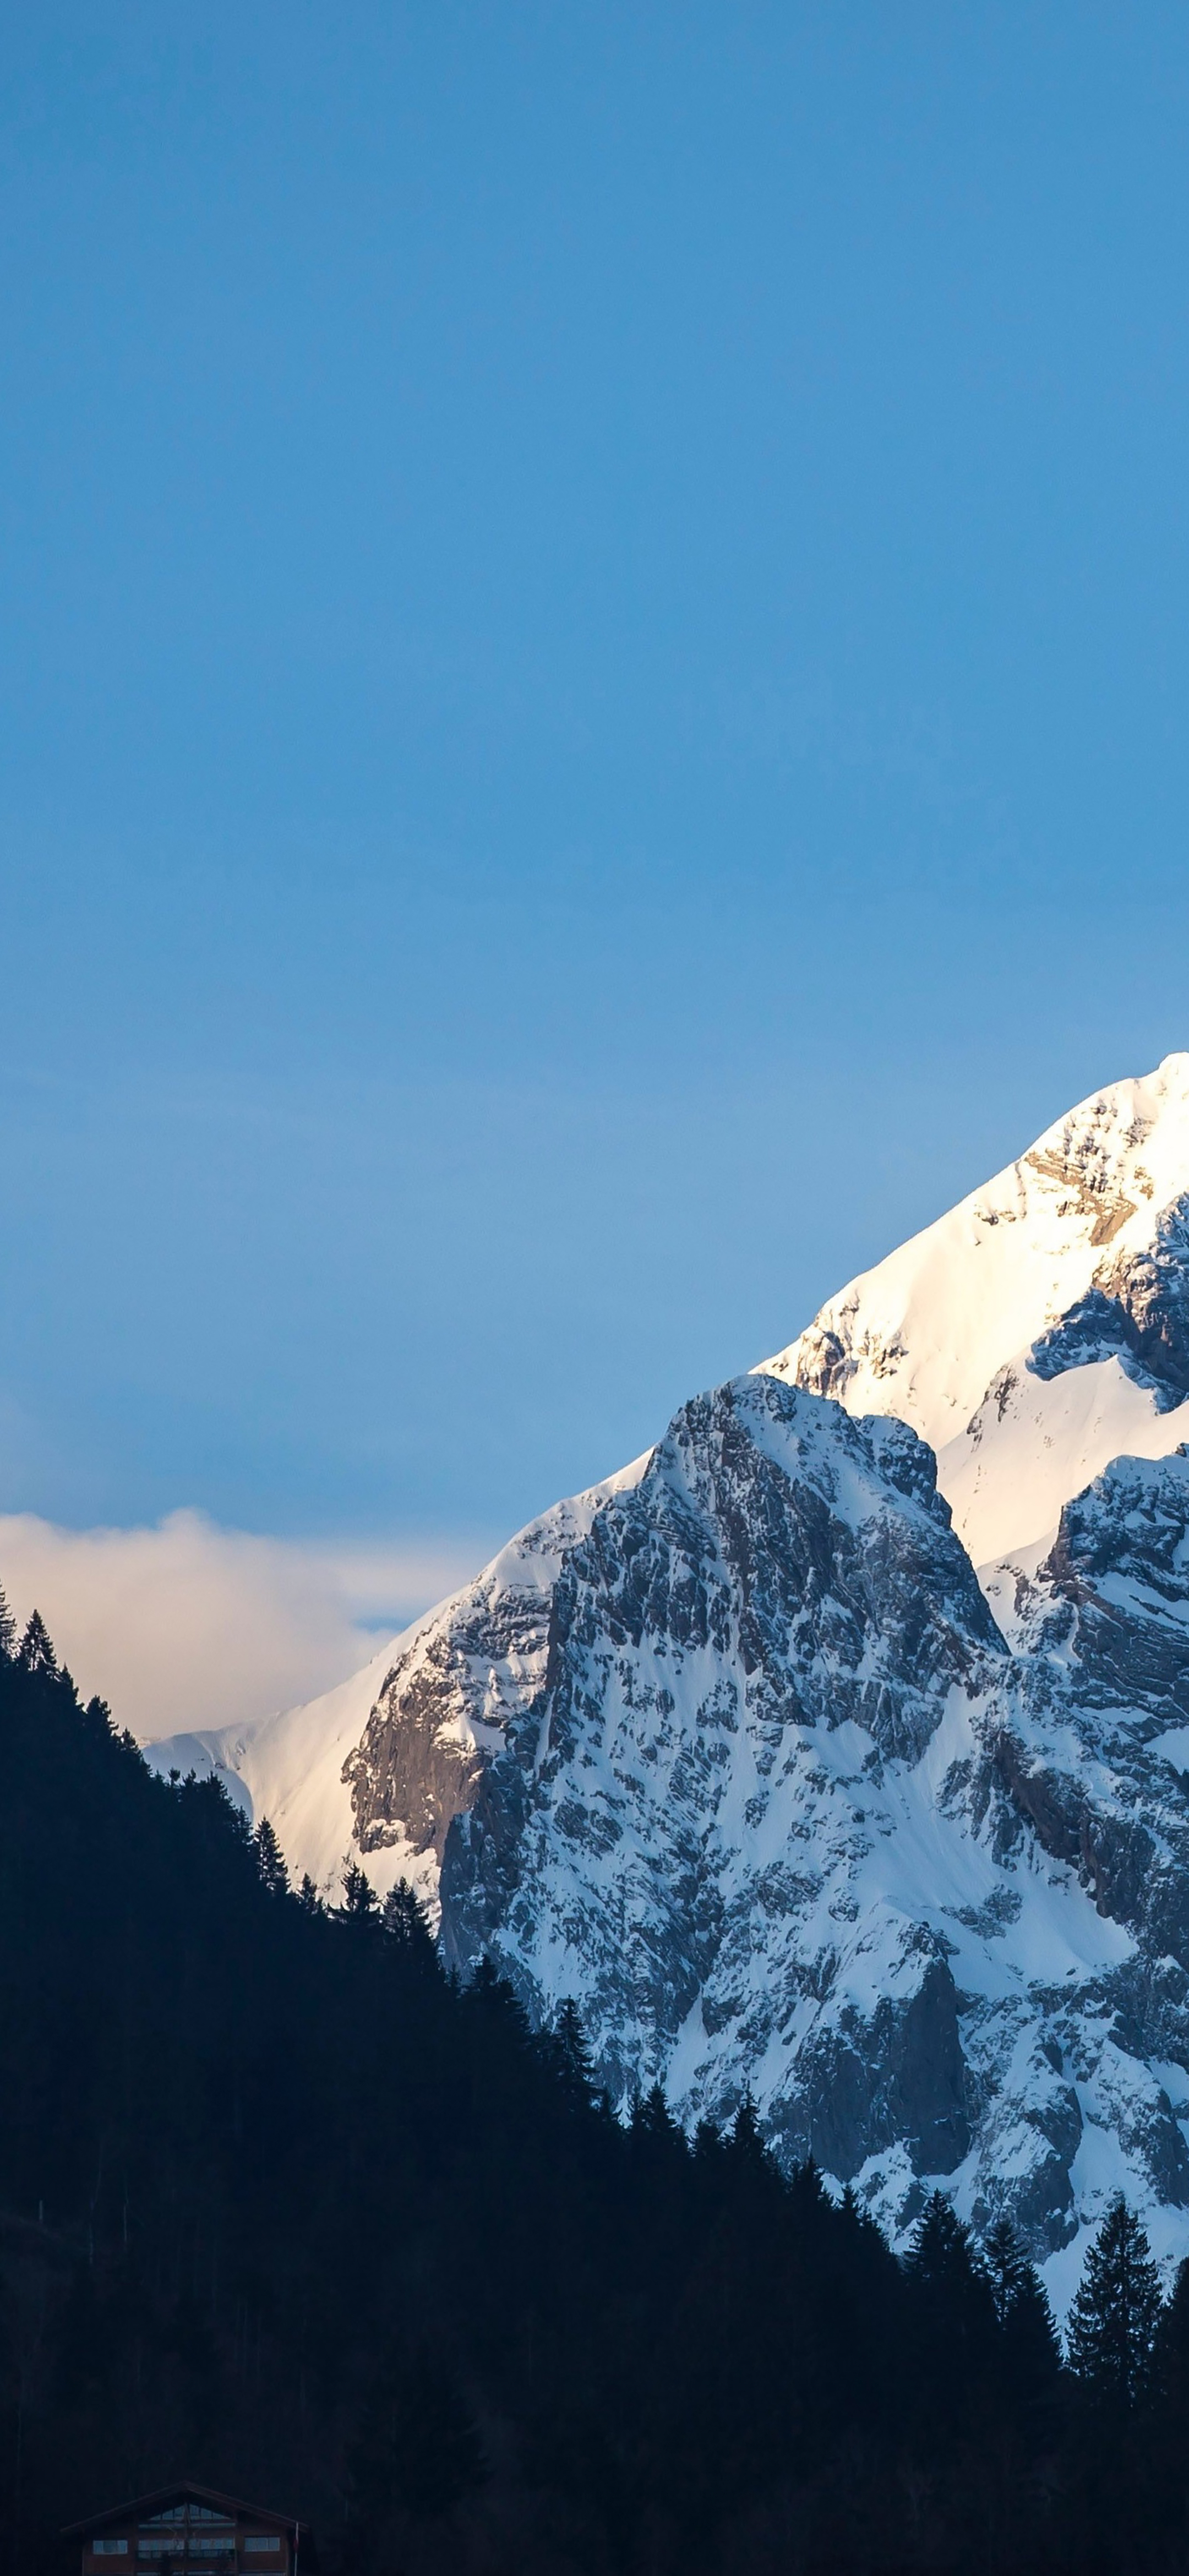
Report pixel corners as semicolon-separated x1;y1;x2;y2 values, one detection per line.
765;1052;1189;1567
143;1053;1189;2296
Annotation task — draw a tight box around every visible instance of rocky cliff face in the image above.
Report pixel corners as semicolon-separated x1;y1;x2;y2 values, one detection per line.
440;1376;1007;2170
143;1055;1189;2301
429;1387;1189;2296
340;1457;651;1875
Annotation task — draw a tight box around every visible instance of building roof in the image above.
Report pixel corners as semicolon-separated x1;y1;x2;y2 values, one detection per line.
62;2480;303;2539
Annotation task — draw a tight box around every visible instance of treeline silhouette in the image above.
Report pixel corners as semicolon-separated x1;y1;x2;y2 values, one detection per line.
3;1596;1189;2575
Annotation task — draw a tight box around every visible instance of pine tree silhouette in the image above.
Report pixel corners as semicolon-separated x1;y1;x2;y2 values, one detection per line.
907;2190;989;2306
340;1859;379;1920
631;2081;680;2146
985;2215;1061;2419
729;2091;771;2172
0;1583;14;1660
1066;2194;1163;2408
252;1816;290;1897
905;2190;997;2439
985;2214;1032;2325
549;1997;597;2110
381;1876;436;1964
16;1611;56;1676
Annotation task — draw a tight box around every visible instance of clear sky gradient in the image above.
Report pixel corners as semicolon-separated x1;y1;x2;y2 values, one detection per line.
4;2;1189;1566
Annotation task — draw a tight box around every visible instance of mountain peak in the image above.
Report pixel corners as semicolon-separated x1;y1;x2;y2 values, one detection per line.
760;1055;1189;1566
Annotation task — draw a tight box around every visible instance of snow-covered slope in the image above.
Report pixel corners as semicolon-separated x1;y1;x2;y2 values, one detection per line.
138;1052;1189;2297
937;1354;1189;1570
762;1054;1189;1564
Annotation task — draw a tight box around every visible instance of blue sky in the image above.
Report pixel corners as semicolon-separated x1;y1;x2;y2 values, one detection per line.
4;1;1189;1569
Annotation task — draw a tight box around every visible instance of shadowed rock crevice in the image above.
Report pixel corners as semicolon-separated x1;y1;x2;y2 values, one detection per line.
1029;1194;1189;1405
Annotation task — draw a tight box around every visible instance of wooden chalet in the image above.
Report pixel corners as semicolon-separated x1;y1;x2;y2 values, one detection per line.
62;2482;309;2576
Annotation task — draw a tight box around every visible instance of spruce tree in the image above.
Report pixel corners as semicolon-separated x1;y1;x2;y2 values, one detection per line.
907;2190;989;2309
0;1583;14;1660
550;1998;598;2110
905;2191;997;2437
986;2214;1041;2320
340;1860;379;1920
985;2215;1061;2417
1066;2194;1163;2408
728;2092;771;2174
252;1816;289;1897
16;1612;56;1676
631;2080;680;2147
381;1877;436;1964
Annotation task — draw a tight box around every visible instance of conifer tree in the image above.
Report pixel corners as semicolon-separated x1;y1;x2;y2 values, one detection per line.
907;2189;988;2302
0;1583;14;1660
381;1877;436;1963
728;2092;771;2174
905;2190;997;2435
985;2215;1061;2413
549;1997;598;2110
1066;2194;1163;2408
788;2154;832;2221
16;1612;56;1676
252;1816;289;1898
985;2214;1040;2320
340;1860;379;1920
631;2080;680;2146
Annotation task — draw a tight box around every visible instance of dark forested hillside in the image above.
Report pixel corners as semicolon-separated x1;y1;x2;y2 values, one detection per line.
2;1599;1188;2576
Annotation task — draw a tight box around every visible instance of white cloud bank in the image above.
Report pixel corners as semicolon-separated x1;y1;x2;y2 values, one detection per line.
0;1510;486;1742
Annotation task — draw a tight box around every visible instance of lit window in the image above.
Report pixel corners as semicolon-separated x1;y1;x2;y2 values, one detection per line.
243;2545;282;2557
91;2546;129;2558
